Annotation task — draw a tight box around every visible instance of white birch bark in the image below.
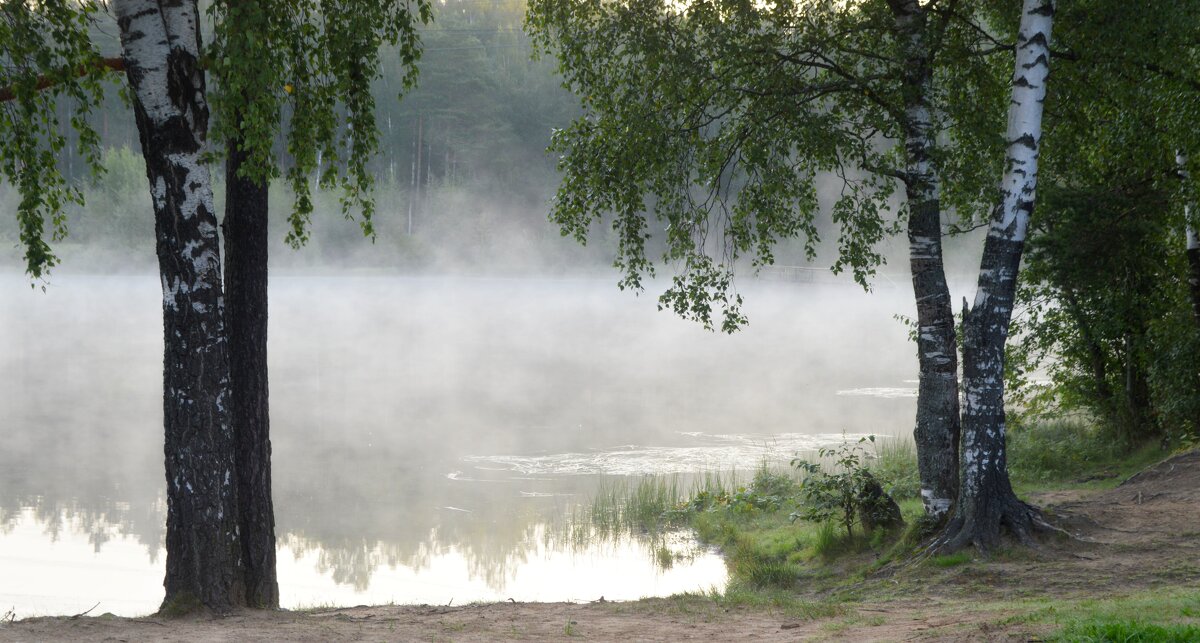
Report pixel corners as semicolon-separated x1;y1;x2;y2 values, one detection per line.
113;0;243;610
1177;151;1197;252
1179;151;1200;325
889;0;960;520
934;0;1056;552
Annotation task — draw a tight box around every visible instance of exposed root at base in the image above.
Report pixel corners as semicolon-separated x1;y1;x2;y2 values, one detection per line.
923;498;1070;557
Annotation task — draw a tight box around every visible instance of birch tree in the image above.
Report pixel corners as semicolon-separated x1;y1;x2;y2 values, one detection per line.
3;0;430;611
888;0;958;519
1179;153;1200;327
110;0;244;608
527;0;1004;520
930;0;1057;551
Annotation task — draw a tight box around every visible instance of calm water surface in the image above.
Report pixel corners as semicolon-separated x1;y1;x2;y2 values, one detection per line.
0;273;916;616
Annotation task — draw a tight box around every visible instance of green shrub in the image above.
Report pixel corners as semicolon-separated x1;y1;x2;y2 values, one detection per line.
791;436;901;538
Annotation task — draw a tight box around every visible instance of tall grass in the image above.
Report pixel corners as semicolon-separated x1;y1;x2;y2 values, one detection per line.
564;439;923;574
1053;620;1200;642
1007;418;1165;485
870;436;920;500
558;471;744;546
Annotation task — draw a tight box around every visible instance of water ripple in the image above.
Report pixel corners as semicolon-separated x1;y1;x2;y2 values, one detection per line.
461;432;872;476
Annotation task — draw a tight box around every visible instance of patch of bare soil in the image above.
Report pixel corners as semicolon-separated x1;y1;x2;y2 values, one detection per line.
3;451;1198;642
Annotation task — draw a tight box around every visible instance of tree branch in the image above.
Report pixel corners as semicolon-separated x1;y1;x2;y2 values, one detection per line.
0;57;124;103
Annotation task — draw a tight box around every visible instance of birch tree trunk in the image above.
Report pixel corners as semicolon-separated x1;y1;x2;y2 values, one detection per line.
1189;221;1200;327
890;0;960;520
1177;152;1200;327
114;0;245;610
223;141;279;608
933;0;1056;552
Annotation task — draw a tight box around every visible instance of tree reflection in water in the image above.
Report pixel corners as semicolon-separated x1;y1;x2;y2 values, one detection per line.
2;274;918;610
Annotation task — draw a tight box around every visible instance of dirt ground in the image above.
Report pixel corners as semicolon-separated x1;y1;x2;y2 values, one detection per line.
3;451;1198;642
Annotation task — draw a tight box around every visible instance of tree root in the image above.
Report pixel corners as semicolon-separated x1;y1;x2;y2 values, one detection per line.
923;497;1073;558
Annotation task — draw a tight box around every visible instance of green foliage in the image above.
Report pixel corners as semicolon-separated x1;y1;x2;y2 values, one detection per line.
0;0;112;277
1053;620;1200;643
582;474;685;538
729;541;800;589
872;437;920;501
691;510;807;589
528;0;942;332
3;0;441;276
810;521;844;559
1006;420;1120;483
790;436;895;539
206;0;434;245
681;467;799;518
1003;0;1200;448
1145;311;1200;447
1005;419;1166;487
1008;181;1200;445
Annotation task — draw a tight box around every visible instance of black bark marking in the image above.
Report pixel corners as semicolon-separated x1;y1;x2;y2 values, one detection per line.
165;48;208;142
1022;53;1050;70
1011;133;1038;151
1029;1;1055;17
1024;32;1050;50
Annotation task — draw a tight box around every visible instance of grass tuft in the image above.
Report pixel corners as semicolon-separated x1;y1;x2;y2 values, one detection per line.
930;551;971;568
156;592;203;618
1053;620;1200;642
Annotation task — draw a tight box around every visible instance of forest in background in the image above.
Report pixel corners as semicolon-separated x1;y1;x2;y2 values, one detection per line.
2;0;1196;452
0;0;609;274
0;0;962;278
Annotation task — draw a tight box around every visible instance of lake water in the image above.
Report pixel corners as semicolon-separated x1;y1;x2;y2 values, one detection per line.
0;273;917;616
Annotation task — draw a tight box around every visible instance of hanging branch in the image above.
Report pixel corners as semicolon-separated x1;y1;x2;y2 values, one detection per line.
0;57;124;103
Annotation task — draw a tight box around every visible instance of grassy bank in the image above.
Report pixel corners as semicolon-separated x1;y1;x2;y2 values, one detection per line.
568;422;1189;640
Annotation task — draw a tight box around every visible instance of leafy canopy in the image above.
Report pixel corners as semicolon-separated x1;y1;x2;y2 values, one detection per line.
205;0;433;245
527;0;916;332
0;0;109;278
527;0;1020;332
1;0;433;278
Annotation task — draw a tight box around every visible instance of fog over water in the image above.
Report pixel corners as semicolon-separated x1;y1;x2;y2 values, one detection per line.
1;270;920;615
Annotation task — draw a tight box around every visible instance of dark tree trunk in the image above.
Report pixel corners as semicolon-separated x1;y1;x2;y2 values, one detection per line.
1062;288;1114;408
932;0;1057;553
907;194;961;520
890;0;960;520
114;0;244;611
1121;329;1153;441
223;139;279;608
